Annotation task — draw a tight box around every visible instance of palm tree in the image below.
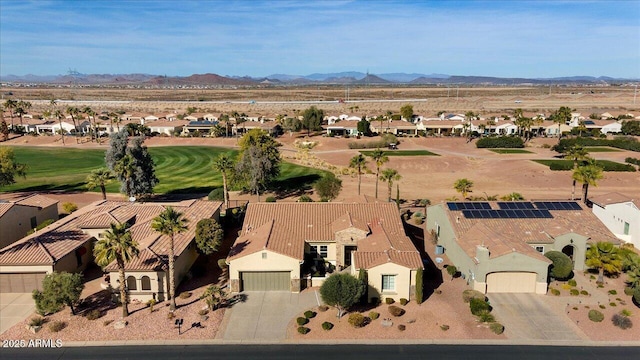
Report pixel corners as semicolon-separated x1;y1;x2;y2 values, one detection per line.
464;111;477;142
54;109;65;145
201;284;225;311
572;160;603;204
66;106;80;143
93;222;140;318
368;148;388;199
151;207;188;311
349;154;368;196
500;192;524;201
83;107;99;143
552;106;572;142
3;99;17;130
212;153;234;209
585;242;622;284
380;168;401;202
114;154;136;198
15;100;31;127
563;145;590;200
86;168;116;200
454;178;474;200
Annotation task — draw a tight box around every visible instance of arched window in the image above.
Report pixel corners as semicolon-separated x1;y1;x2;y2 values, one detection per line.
126;276;137;291
141;276;151;291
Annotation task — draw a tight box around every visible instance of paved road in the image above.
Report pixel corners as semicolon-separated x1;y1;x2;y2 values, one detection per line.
0;293;35;334
220;290;320;340
488;293;584;340
3;345;639;360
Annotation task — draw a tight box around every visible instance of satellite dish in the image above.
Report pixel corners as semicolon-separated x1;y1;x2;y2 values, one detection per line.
129;196;136;202
435;257;444;264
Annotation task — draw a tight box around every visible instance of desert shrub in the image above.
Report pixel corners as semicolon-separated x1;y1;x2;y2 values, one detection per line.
296;317;309;326
580;290;589;296
568;279;577;287
633;288;640;303
612;314;633;330
208;188;224;201
570;289;579;296
476;136;524;149
265;196;276;203
490;323;505;335
573;306;579;310
103;320;113;326
544;251;574;280
552;138;640;153
624;287;635;296
322;322;334;331
550;288;561;296
298;195;313;202
85;309;102;320
414;216;424;225
398;324;406;331
477;310;495;323
26;219;55;235
167;312;175;320
62;202;78;214
610;302;617;307
297;326;310;334
599;304;606;309
49;321;66;332
440;324;450;331
29;317;45;327
179;291;192;299
348;312;366;327
198;309;209;316
304;310;316;319
470;298;491;316
621;309;633;317
462;289;486;303
608;290;618;295
626;157;640;166
588;310;605;322
446;265;458;279
400;298;408;306
388;305;405;317
318;305;329;312
385;298;395;305
369;311;380;320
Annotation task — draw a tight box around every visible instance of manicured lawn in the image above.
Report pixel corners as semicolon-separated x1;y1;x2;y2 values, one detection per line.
532;159;636;172
2;146;327;194
359;149;438;156
584;147;622;152
488;149;533;154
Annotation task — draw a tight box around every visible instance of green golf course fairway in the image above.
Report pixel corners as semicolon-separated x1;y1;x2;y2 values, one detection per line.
2;146;327;195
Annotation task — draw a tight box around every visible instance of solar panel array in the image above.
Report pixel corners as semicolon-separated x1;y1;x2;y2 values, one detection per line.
447;202;492;211
497;202;536;210
533;201;582;210
462;209;553;219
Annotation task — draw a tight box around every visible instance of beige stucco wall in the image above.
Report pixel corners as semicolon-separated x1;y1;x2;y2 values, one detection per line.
229;250;301;292
365;262;412;302
108;270;165;302
0;265;53;273
305;242;337;265
0;204;58;249
53;240;93;273
529;233;588;271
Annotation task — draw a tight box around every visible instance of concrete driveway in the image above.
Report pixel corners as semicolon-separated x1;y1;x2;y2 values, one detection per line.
488;293;585;341
221;290;320;341
0;293;35;334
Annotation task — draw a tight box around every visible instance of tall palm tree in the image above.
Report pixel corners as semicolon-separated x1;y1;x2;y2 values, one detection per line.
54;109;65;145
464;111;477;143
454;178;474;200
380;168;401;202
83;107;99;143
212;153;234;209
93;222;140;318
368;148;388;199
572;160;603;204
552;106;572;142
86;168;116;200
349;154;368;196
66;106;80;143
3;99;17;130
15;100;31;127
151;207;188;311
585;242;622;284
563;145;590;200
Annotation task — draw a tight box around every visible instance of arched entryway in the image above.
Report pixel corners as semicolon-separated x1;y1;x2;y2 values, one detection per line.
562;245;575;264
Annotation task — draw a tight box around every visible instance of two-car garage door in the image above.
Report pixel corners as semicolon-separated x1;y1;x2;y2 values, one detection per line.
241;271;290;291
0;273;46;293
486;272;536;293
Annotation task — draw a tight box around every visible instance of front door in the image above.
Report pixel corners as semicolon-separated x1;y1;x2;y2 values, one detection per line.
344;246;357;267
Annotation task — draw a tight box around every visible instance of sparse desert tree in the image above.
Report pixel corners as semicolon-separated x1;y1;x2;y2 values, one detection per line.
0;146;27;188
194;218;224;255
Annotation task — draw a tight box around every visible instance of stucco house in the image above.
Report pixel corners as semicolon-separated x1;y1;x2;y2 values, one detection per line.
148;120;187;136
0;194;58;249
0;200;222;302
227;202;423;302
426;201;619;295
326;120;360;136
600;121;622;134
590;193;639;249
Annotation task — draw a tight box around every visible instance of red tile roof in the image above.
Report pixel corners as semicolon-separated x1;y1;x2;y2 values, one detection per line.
590;192;640;209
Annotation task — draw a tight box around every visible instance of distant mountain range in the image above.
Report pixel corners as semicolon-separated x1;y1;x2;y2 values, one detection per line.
1;71;637;86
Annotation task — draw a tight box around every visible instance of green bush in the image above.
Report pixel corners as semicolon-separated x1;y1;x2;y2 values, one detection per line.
296;317;309;326
545;251;574;280
588;310;604;322
208;188;224;201
470;298;491;316
397;324;406;331
369;311;380;320
490;322;505;335
304;310;316;319
440;324;450;331
49;321;66;332
625;157;640;166
570;289;579;296
85;309;102;320
623;287;634;296
568;279;577;287
415;268;424;305
322;321;334;331
388;305;405;317
612;314;633;330
610;302;617;307
608;290;617;295
599;304;606;309
477;310;495;323
265;196;276;203
318;305;329;312
550;288;561;296
462;289;486;303
29;317;45;327
580;290;589;296
476;136;524;149
297;326;310;334
62;202;78;214
26;219;55;235
348;312;366;327
298;195;313;202
400;298;408;306
385;297;395;305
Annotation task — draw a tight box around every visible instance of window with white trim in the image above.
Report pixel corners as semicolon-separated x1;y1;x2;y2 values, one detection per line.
319;245;328;258
382;275;396;292
535;246;544;253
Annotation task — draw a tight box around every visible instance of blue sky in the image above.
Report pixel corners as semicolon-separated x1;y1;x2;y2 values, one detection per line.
1;0;639;78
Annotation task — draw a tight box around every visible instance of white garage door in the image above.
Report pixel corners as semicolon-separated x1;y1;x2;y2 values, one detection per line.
241;271;290;291
486;272;536;293
0;273;46;293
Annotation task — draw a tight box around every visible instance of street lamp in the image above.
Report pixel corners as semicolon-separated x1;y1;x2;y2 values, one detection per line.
174;318;184;335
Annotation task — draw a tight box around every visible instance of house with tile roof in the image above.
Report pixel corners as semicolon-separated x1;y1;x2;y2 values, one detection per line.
0;200;221;301
590;192;640;249
426;201;619;294
0;194;58;249
226;202;423;302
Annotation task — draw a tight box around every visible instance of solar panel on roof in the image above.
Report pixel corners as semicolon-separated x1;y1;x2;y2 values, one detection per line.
534;201;582;211
447;203;458;210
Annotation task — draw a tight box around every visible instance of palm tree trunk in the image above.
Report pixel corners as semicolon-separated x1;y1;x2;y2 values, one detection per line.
222;173;229;209
118;260;129;318
388;183;392;202
357;172;361;195
583;183;589;205
169;235;177;311
100;184;107;200
571;180;576;201
375;168;379;198
59;119;65;145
